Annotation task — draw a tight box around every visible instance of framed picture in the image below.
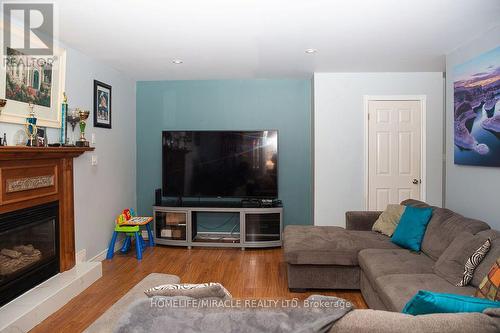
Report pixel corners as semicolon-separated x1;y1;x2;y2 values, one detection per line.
0;24;66;128
453;46;499;167
37;127;47;147
93;80;112;129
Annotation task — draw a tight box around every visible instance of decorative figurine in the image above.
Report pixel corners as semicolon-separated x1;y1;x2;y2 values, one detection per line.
60;92;68;145
25;103;37;147
75;109;90;147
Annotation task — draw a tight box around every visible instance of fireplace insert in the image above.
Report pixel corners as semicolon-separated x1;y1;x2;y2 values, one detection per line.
0;202;59;307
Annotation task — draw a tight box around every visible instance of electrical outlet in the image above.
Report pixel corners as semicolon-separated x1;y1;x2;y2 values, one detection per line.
91;133;96;144
91;155;98;166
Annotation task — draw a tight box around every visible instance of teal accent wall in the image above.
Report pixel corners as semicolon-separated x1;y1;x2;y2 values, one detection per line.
136;79;312;226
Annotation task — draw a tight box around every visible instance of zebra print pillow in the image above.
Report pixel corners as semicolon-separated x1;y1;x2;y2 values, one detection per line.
144;282;232;299
456;238;491;287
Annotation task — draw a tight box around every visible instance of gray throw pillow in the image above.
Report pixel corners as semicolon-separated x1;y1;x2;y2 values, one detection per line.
434;232;491;286
372;204;405;237
144;282;232;300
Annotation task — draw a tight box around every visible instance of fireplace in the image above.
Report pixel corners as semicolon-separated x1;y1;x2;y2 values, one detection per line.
0;202;59;307
0;147;93;310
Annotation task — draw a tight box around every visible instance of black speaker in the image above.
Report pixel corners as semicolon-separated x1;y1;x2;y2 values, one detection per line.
155;188;162;206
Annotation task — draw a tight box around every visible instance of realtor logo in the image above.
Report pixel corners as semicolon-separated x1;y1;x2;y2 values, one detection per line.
3;3;54;55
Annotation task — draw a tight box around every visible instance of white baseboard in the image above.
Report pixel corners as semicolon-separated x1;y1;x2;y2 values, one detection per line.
0;262;102;332
89;238;125;262
76;249;87;263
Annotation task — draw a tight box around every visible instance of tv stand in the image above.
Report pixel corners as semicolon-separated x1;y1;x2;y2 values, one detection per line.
152;205;283;249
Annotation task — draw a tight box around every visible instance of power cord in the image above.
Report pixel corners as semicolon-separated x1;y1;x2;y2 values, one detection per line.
196;214;240;241
198;214;237;230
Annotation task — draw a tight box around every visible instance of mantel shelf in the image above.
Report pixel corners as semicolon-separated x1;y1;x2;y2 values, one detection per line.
0;146;94;160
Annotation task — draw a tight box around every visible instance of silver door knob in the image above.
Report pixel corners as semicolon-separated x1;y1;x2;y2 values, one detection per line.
412;179;419;185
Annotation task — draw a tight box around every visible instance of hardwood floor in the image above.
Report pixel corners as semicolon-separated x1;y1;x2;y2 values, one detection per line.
31;246;367;332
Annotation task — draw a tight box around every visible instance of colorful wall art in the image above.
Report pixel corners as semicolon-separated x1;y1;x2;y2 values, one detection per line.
454;46;500;167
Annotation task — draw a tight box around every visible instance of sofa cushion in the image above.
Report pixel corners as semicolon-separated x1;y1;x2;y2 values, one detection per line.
457;238;492;287
400;200;491;261
434;232;493;286
475;257;500;301
402;290;500;315
359;249;435;281
391;206;433;251
421;209;490;261
284;225;399;266
144;282;232;299
372;204;405;236
373;273;476;312
472;229;500;287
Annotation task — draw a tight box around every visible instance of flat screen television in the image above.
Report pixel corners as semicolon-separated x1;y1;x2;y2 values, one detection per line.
162;130;278;198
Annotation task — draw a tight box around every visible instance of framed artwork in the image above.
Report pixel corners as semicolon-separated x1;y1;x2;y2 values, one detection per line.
37;127;47;147
0;24;66;128
93;80;112;129
454;46;500;167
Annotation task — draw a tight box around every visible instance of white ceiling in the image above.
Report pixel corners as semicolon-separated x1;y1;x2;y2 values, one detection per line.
52;0;500;80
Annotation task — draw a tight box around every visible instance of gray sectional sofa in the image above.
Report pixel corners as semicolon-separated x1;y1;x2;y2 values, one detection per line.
284;199;500;312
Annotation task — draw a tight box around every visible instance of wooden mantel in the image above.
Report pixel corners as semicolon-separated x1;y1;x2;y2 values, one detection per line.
0;146;94;160
0;146;94;272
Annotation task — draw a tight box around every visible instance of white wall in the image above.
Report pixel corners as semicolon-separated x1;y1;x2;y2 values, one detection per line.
314;72;444;226
0;46;136;260
445;26;500;230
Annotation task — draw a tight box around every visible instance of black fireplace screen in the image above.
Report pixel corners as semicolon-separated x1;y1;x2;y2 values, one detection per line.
0;202;59;307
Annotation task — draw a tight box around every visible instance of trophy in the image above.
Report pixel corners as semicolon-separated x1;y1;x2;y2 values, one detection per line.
60;93;68;145
75;109;90;147
25;103;38;147
65;108;80;146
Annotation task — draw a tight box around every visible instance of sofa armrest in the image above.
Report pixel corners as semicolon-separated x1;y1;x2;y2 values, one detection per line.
345;211;382;231
330;309;500;333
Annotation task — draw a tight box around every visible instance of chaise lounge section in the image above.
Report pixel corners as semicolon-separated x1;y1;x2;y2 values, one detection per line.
284;224;400;290
284;199;499;312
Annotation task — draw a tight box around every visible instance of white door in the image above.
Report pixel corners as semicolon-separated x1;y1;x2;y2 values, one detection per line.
368;100;422;210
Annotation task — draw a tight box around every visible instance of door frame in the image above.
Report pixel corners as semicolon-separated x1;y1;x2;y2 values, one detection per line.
363;95;427;210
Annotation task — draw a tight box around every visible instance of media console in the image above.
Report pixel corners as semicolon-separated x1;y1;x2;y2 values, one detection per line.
152;204;283;249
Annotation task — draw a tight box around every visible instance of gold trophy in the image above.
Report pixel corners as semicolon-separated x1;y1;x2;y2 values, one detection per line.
75;109;90;147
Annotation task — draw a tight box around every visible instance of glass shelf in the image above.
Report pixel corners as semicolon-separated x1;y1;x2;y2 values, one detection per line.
245;213;281;242
155;211;187;241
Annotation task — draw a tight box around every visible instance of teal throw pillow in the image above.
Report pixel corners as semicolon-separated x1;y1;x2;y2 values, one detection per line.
402;290;500;315
391;205;433;251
